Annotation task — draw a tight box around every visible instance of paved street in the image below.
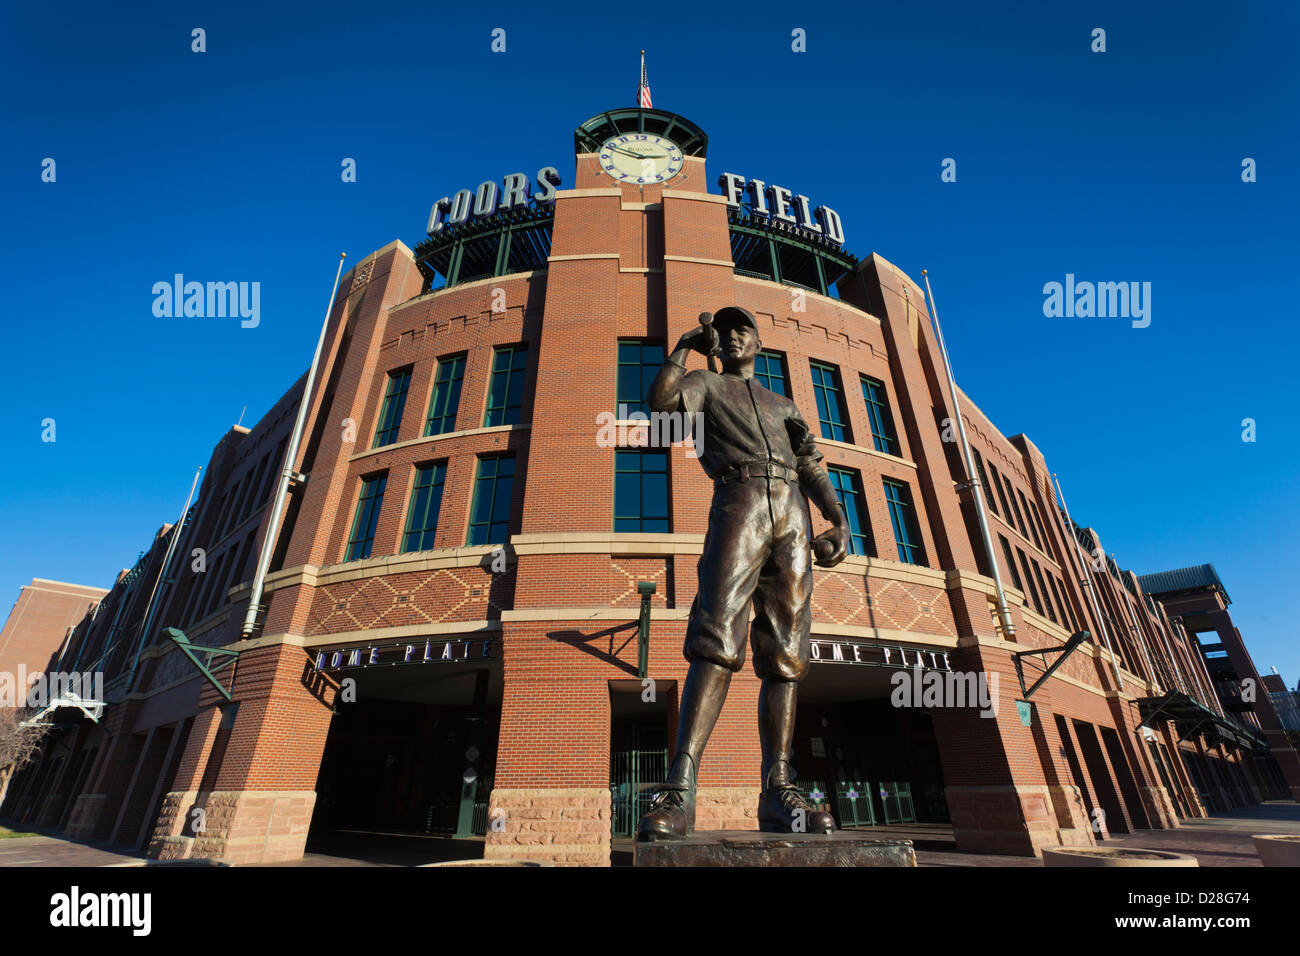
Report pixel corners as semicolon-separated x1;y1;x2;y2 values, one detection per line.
2;802;1297;867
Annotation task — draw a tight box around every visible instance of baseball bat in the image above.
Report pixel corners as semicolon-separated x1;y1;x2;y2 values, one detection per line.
698;311;721;373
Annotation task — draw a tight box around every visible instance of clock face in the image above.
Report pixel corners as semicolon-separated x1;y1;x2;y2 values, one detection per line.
598;134;684;184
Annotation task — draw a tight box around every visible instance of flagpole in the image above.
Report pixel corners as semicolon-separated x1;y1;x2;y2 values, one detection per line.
241;252;347;638
1052;472;1124;690
919;270;1016;641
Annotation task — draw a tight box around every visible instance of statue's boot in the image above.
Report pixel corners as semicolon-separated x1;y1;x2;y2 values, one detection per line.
637;752;696;841
636;659;730;841
757;760;835;833
757;678;835;834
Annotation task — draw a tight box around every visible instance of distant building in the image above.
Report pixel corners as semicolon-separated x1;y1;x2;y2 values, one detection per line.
1140;564;1300;803
0;578;107;682
1262;673;1300;732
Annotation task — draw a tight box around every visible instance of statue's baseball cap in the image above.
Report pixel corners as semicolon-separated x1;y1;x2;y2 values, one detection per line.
711;305;759;334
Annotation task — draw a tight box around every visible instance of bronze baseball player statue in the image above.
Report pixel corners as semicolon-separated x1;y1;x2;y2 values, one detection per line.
637;305;849;840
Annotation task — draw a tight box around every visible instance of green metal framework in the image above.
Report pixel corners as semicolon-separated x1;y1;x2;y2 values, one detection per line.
574;108;708;157
413;203;554;291
728;208;859;298
1012;630;1091;699
1138;690;1270;754
165;627;240;701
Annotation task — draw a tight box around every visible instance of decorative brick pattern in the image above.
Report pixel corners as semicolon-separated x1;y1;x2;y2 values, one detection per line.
306;566;504;635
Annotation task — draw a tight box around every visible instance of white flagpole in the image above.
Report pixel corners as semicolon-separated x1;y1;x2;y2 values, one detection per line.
920;269;1016;640
242;252;347;638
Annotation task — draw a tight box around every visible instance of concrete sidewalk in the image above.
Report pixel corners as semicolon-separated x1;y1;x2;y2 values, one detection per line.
0;831;145;867
3;802;1297;866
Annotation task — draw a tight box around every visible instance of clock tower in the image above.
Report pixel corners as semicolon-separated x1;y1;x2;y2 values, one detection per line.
571;108;711;194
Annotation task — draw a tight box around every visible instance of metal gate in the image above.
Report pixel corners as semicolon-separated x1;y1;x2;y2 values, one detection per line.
610;719;667;837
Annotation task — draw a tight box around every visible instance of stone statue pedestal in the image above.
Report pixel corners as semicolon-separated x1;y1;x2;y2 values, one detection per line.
633;830;916;867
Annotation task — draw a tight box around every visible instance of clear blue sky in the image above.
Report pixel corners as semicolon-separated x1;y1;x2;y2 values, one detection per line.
2;2;1297;683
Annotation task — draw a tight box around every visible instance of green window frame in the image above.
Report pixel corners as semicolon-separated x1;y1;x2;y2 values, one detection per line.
373;367;412;448
484;345;528;427
1055;575;1079;631
859;375;900;456
614;449;670;532
810;361;851;443
1018;489;1043;549
467;456;514;546
753;350;789;397
402;462;448;553
972;448;998;515
1029;500;1051;551
999;535;1023;590
1017;547;1044;615
1004;476;1029;538
989;462;1015;523
345;473;388;561
883;479;926;565
1031;559;1057;622
827;466;873;556
424;354;466;436
616;340;666;419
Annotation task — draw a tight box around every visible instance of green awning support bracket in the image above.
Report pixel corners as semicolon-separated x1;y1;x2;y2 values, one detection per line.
165;627;240;701
1012;630;1090;700
636;582;656;680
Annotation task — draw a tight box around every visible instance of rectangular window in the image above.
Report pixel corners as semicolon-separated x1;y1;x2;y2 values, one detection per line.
1029;500;1051;551
1005;477;1029;538
373;367;413;448
999;535;1023;590
859;375;900;456
989;463;1014;524
217;481;240;539
883;479;926;565
402;462;448;553
617;340;666;418
1049;575;1074;631
753;350;789;396
827;467;873;556
972;448;997;515
1031;559;1057;623
1017;548;1044;615
345;473;388;561
242;453;271;521
1018;489;1043;549
484;346;528;427
1061;577;1081;631
467;456;514;545
810;361;852;443
424;354;466;436
614;450;670;532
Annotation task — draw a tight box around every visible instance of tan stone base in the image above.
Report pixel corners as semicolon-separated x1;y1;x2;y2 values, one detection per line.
695;787;761;831
146;789;316;865
62;792;106;840
484;788;611;866
947;784;1097;857
1138;786;1180;829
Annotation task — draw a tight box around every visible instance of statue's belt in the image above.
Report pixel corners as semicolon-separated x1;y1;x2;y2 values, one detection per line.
714;460;800;487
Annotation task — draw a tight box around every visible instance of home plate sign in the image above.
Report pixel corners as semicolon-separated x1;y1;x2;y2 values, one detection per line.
313;637;496;672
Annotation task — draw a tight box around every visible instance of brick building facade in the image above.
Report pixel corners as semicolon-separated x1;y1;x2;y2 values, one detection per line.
4;106;1293;864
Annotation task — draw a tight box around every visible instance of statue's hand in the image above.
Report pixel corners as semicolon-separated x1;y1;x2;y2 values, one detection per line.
676;324;718;360
812;524;849;568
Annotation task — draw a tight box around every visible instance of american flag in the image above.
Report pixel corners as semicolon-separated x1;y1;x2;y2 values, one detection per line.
638;50;652;108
